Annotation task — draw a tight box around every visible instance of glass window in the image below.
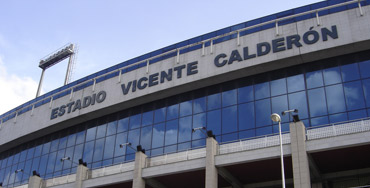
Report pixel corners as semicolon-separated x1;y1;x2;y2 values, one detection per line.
67;133;77;147
271;78;287;96
348;110;367;120
222;106;237;134
130;114;141;130
341;63;360;82
63;147;74;170
50;139;59;153
180;101;192;117
103;135;116;160
323;66;341;85
287;74;305;93
255;82;270;100
93;138;105;162
76;131;85;145
207;110;221;135
83;141;94;164
106;121;117;136
222;133;238;143
363;79;370;107
359;60;370;78
140;126;152;150
207;93;221;110
127;129;140;154
193;97;206;114
96;124;107;139
164;145;177;153
22;160;32;182
255;99;271;127
167;104;179;120
256;126;272;136
178;142;191;151
308;88;328;117
273;123;289;133
73;144;83;165
152;123;165;148
192;139;206;148
58;136;68;150
344;81;365;110
151;148;163;156
271;95;289;123
31;157;40;175
193;113;206;140
86;127;97;142
238;85;254;103
26;147;35;160
54;149;65;172
117;117;129;133
238;103;254;130
42;142;51;155
114;132;127;157
222;89;237;107
310;116;329;127
325;84;346;114
165;120;178;146
329;113;348;123
306;70;324;89
239;130;255;139
178;116;192;143
39;154;49;175
154;107;166;123
288;91;309;119
142;111;153;126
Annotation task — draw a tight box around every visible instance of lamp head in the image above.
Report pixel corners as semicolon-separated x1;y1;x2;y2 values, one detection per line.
271;113;281;122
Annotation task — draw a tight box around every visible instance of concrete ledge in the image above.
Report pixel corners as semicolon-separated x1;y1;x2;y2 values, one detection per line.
82;171;133;188
142;158;205;178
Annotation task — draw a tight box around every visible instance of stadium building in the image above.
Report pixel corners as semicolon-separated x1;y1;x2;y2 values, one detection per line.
1;0;370;187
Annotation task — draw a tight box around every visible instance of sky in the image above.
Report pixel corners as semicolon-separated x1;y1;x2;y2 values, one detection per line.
0;0;323;115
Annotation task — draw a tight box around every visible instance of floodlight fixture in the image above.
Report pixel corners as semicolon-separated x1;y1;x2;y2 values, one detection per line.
60;157;71;162
281;109;298;116
192;126;215;138
119;142;132;148
15;169;24;173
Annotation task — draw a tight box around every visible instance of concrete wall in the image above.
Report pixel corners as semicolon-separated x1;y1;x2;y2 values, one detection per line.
1;6;370;152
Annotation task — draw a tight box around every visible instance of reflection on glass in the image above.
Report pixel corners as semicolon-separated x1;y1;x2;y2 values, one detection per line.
104;135;116;160
256;126;272;136
154;107;166;123
325;84;346;114
140;126;152;150
142;111;154;126
152;123;165;148
255;82;270;100
255;99;271;127
329;113;347;123
179;116;192;142
238;85;254;103
362;79;370;107
129;114;141;130
239;130;255;139
271;95;289;123
359;60;370;78
308;88;328;117
222;133;238;143
341;63;360;82
344;81;365;110
323;67;341;85
222;89;237;107
310;116;329;127
193;113;206;139
271;78;287;96
165;120;178;146
117;117;129;133
114;133;127;157
207;110;221;135
106;121;117;136
207;93;221;110
164;145;177;153
83;141;94;163
288;91;309;119
348;110;367;120
287;74;305;93
86;127;97;142
180;101;192;117
238;103;254;130
306;70;324;89
178;142;191;151
222;106;237;134
127;129;140;154
193;97;206;113
273;123;289;133
167;104;179;120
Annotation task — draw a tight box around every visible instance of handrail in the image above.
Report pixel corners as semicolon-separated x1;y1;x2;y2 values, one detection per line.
0;0;366;125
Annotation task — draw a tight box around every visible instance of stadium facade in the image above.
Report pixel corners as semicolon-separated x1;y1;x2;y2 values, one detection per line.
1;0;370;187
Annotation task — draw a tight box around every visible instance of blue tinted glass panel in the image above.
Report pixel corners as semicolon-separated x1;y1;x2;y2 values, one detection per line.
114;133;127;157
50;140;59;153
42;142;51;155
27;148;35;160
193;113;206;140
222;133;238;143
273;123;289;134
362;79;370;107
165;120;178;146
59;136;68;150
341;63;360;82
104;135;115;160
271;95;289;123
54;149;65;172
238;85;254;103
207;93;221;110
348;110;367;120
255;99;271;127
323;67;341;85
179;116;192;142
154;108;166;123
140;126;152;149
63;147;74;170
152;123;165;148
344;81;365;110
238;102;254;130
142;111;153;126
306;70;324;89
167;104;179;120
178;142;191;151
192;139;206;148
271;78;287;96
239;130;255;139
193;97;206;114
130;114;141;129
107;121;117;136
288;91;309;119
76;131;85;145
96;124;107;139
222;106;237;134
325;84;346;114
151;148;163;156
180;101;192;117
329;113;348;123
67;133;77;147
127;129;140;154
39;154;49;175
256;126;272;136
86;127;96;142
207;110;221;135
83;141;94;164
359;60;370;78
308;88;328;117
117;117;129;133
164;145;177;154
31;157;40;174
287;74;305;93
311;116;329;127
222;89;237;107
255;82;270;100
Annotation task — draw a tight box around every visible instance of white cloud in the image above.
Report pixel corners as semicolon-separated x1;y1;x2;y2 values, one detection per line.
0;56;38;115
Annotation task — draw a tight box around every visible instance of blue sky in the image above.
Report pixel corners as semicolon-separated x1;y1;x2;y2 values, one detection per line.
0;0;322;114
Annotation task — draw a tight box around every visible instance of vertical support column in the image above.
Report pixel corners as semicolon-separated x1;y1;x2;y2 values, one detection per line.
205;137;218;188
75;164;89;188
133;151;147;188
36;69;45;98
28;175;43;188
290;121;311;188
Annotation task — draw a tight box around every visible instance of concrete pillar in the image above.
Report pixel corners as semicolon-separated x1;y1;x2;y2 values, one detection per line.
205;137;218;188
289;121;311;188
28;175;43;188
75;164;89;188
132;151;147;188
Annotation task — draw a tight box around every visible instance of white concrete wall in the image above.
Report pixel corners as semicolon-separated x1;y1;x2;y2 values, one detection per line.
1;6;370;151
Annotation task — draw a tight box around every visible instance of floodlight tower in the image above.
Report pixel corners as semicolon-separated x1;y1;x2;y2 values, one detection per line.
36;44;75;98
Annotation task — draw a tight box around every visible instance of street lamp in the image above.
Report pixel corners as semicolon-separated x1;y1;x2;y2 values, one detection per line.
271;113;286;188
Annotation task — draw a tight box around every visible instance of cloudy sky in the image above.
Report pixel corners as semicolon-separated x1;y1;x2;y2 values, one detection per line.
0;0;322;115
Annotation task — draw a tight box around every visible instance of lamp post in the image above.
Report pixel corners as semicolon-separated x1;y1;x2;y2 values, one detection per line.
271;113;286;188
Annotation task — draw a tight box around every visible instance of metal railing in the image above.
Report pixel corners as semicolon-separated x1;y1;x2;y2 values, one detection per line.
306;117;370;140
90;161;135;179
44;174;76;187
219;133;291;155
146;147;206;167
0;0;366;127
